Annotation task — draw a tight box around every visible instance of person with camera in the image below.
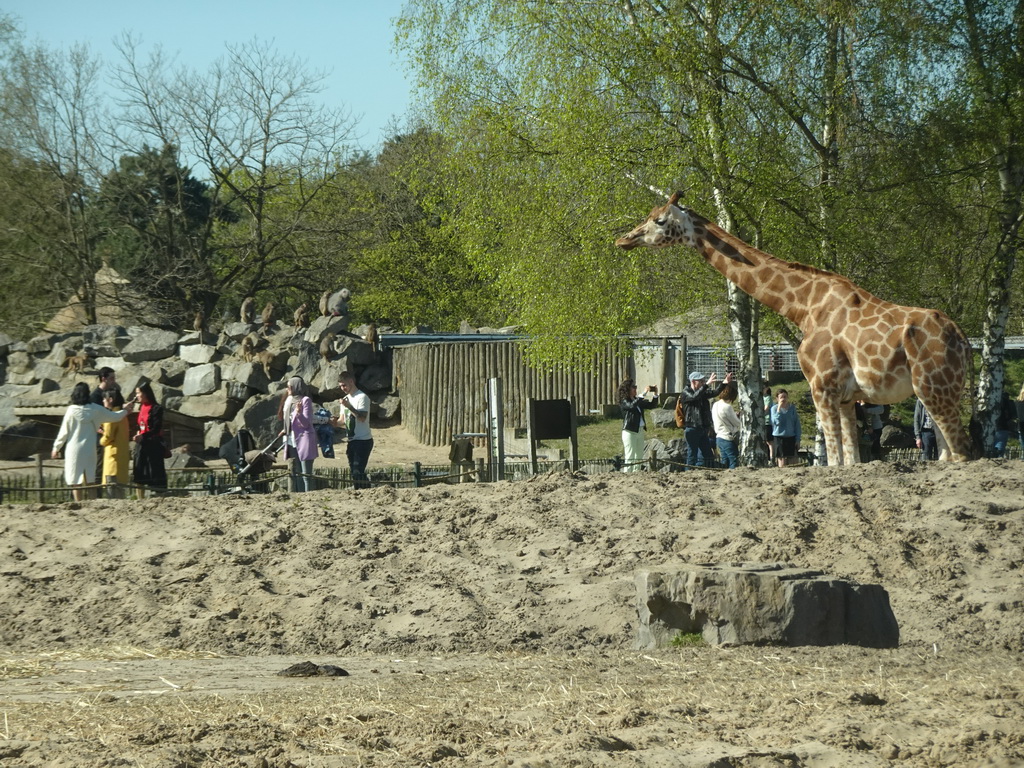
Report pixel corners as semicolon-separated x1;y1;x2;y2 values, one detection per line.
334;371;373;489
617;378;658;473
676;371;734;469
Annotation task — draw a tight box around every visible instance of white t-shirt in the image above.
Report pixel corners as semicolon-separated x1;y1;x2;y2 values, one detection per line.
712;399;741;441
339;389;372;441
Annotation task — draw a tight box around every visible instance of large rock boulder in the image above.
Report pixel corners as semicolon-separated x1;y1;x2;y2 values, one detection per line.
119;362;172;397
182;363;220;397
220;360;271;393
370;391;401;421
82;325;130;357
286;342;321;386
635;562;899;649
312;359;350;400
120;328;179;362
178;390;241;421
305;315;350;345
204;420;234;453
6;350;33;375
336;336;375;367
25;334;55;355
232;393;282;448
0;383;33;426
179;343;218;366
648;408;677;429
222;322;259;341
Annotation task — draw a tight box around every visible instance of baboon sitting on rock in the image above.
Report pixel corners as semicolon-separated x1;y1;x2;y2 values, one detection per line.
240;296;256;323
319;332;336;361
260;302;276;335
293;303;309;329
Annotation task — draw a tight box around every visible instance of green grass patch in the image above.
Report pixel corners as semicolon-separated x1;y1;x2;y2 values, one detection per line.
670;631;706;648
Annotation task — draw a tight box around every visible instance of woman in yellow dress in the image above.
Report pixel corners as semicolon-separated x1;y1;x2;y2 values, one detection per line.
100;389;130;498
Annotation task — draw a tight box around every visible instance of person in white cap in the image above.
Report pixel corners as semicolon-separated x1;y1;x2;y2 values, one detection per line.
676;370;734;468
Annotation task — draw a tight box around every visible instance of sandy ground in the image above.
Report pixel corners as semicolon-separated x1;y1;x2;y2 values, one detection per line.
0;454;1022;766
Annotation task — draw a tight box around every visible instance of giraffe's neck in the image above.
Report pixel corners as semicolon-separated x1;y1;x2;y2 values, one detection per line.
676;209;835;328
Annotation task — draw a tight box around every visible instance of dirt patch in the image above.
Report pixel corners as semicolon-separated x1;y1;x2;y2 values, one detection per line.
1;459;1022;766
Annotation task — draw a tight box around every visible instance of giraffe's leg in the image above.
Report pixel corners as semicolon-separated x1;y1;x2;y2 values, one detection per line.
928;405;968;461
808;382;844;466
902;315;973;461
839;401;861;464
935;427;950;461
905;331;970;462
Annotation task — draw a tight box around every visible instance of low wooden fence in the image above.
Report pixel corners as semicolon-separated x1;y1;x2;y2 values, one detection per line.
0;458;620;502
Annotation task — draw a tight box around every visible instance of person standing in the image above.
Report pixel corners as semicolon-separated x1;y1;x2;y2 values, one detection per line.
279;376;318;492
100;389;131;498
51;382;133;501
90;367;119;482
712;382;741;469
677;371;732;468
617;378;657;473
914;398;939;461
336;371;373;489
131;381;168;498
860;401;885;460
770;389;801;467
762;384;774;463
89;367;118;404
994;391;1017;458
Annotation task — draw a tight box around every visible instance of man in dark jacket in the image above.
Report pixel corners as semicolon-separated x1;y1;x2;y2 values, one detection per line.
677;371;733;468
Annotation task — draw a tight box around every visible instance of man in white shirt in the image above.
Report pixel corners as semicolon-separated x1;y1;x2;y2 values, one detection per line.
336;371;373;488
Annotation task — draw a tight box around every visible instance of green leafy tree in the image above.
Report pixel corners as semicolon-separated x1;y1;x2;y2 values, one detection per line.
344;127;501;331
95;143;226;322
0;27;111;329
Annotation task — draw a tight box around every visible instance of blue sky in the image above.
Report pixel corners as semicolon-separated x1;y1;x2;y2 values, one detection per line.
6;0;415;151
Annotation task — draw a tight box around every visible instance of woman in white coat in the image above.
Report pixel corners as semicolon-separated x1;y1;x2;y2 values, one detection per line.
51;382;134;501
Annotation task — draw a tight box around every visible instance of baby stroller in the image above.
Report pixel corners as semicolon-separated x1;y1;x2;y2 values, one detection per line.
218;429;282;494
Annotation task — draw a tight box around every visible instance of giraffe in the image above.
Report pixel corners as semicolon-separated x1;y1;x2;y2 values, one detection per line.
615;192;972;464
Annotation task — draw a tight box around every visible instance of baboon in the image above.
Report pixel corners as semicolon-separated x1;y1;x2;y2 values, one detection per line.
240;296;256;323
240;334;258;362
193;310;205;334
319;332;336;361
253;350;276;379
261;302;276;334
327;287;351;316
319;290;330;317
63;350;89;374
365;322;379;355
293;302;309;329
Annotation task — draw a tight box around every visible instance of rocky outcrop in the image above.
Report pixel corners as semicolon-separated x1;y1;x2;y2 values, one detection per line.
635;562;899;649
0;322;392;459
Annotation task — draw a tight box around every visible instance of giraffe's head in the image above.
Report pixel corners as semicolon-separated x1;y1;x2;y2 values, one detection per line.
615;191;697;250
